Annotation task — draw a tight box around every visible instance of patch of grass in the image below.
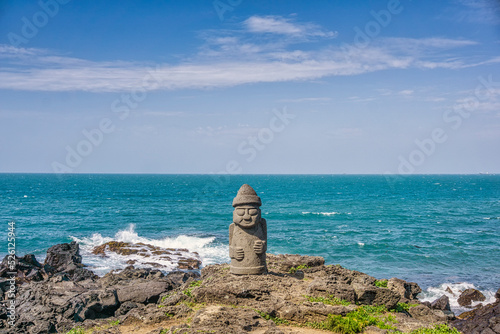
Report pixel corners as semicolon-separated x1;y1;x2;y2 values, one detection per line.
392;302;419;313
401;324;461;334
178;300;206;310
305;295;351;306
65;320;120;334
375;279;388;288
289;264;310;274
183;280;202;299
165;312;174;317
66;328;86;334
189;280;202;287
306;305;396;334
183;287;194;298
255;310;290;325
107;320;120;327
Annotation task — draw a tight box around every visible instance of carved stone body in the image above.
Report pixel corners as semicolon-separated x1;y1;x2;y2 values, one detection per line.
229;184;267;275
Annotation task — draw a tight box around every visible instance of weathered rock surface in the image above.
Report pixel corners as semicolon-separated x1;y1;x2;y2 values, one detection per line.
0;242;96;285
155;254;445;333
44;241;82;272
387;277;422;301
92;241;201;270
5;244;493;334
458;288;487;307
431;295;451;311
452;287;500;334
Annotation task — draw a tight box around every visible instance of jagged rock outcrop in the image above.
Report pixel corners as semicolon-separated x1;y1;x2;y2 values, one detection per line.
92;241;201;270
452;287;500;334
387;277;422;302
5;244;497;334
431;295;451;312
0;241;96;285
458;288;487;307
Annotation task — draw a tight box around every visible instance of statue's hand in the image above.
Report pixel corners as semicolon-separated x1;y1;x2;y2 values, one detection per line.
253;240;265;254
235;247;244;261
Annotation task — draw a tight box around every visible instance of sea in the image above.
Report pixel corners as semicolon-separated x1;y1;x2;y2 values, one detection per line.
1;173;499;314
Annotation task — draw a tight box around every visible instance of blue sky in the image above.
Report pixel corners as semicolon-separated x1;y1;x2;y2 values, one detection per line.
1;0;499;174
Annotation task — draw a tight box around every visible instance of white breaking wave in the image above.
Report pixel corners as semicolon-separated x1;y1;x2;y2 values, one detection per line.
302;211;341;216
418;282;497;315
71;224;229;276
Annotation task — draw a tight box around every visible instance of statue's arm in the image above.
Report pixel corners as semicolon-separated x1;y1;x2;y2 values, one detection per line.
229;223;234;258
262;218;267;252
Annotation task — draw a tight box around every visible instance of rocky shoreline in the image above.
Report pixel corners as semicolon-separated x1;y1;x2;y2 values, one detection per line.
0;242;498;334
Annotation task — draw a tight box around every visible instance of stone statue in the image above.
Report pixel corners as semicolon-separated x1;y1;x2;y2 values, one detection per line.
229;184;267;275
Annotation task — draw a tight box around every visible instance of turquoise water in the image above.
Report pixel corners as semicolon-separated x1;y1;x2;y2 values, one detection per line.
1;174;499;308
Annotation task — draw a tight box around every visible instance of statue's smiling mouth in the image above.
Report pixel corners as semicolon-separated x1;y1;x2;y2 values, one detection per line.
238;219;256;227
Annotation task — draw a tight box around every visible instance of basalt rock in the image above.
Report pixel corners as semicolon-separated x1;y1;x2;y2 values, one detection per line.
387;277;422;301
431;295;451;311
156;254;446;333
453;292;500;334
457;288;486;307
0;242;96;284
45;241;82;272
1;247;472;334
92;241;201;270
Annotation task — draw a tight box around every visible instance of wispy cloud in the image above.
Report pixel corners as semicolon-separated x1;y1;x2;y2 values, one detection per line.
454;0;500;25
143;111;184;117
0;34;494;93
398;90;414;96
278;97;332;103
244;15;338;38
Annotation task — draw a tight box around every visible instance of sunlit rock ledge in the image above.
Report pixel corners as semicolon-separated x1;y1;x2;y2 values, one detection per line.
0;242;498;334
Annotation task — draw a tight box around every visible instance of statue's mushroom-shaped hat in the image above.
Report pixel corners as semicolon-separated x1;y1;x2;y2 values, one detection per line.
232;184;262;207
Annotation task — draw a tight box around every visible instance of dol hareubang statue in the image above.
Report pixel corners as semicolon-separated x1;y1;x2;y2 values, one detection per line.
229;184;267;275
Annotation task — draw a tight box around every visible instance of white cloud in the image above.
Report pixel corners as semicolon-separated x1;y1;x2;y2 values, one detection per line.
455;0;500;24
278;97;331;103
0;36;493;93
398;90;414;96
244;15;338;38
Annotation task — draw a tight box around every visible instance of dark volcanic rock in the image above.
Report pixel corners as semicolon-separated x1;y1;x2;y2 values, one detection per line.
353;284;401;309
44;241;82;272
431;295;451;311
0;253;46;283
2;249;464;334
453;295;500;334
165;271;200;287
92;241;201;270
116;280;171;304
0;242;96;284
114;301;138;317
101;267;175;305
306;279;357;303
458;288;486;307
387;277;422;301
266;253;324;272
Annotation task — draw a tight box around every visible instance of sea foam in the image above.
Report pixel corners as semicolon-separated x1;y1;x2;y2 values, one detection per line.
418;282;497;315
71;224;229;276
302;211;342;216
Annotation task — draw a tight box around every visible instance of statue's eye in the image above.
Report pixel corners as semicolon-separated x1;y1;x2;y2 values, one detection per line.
248;209;258;216
236;209;245;216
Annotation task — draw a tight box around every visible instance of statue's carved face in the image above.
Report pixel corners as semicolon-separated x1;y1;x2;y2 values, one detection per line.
233;204;261;228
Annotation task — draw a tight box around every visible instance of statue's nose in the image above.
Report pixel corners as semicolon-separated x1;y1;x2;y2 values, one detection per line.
243;212;251;220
